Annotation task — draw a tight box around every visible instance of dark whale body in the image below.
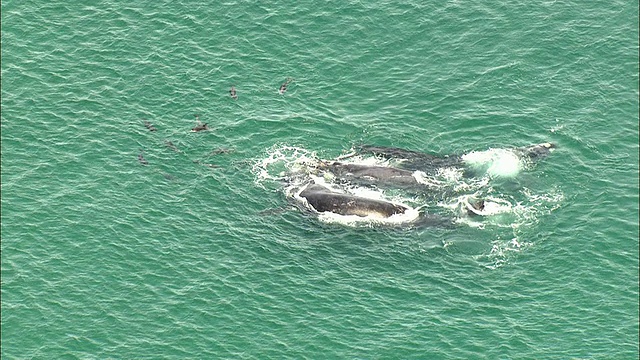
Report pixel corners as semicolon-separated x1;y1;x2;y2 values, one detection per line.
358;145;463;173
359;145;444;160
317;161;420;187
298;183;454;227
358;143;556;173
299;184;408;218
516;142;556;161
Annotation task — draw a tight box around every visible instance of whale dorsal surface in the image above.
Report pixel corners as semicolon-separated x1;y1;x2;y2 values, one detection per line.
321;162;419;187
299;184;407;218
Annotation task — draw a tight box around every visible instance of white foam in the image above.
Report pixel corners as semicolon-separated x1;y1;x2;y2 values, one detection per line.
413;170;445;187
466;196;513;216
315;204;421;226
462;148;523;178
440;193;524;229
436;166;465;183
253;145;319;184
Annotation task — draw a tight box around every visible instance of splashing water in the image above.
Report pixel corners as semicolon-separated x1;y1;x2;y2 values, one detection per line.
253;145;319;184
462;149;523;178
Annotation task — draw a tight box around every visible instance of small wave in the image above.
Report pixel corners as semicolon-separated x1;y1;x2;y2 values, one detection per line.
475;237;530;269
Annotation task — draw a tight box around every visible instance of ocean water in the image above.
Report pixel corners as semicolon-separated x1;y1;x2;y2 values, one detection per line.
2;0;638;358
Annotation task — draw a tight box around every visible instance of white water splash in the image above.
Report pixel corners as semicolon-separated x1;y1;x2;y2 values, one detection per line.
253;145;320;184
413;170;446;187
462;148;523;178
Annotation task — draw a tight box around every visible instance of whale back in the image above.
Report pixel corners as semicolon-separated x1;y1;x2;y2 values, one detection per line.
299;184;407;218
358;145;463;172
324;162;419;187
520;142;556;160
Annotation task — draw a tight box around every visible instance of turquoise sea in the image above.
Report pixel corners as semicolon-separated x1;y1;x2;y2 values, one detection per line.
2;0;638;358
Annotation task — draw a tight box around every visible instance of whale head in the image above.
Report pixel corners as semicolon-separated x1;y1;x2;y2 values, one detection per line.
523;142;556;160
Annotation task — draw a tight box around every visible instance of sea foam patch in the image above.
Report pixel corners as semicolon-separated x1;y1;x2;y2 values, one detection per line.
462;148;522;178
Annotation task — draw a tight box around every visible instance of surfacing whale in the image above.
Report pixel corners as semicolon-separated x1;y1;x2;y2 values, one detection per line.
300;183;408;218
298;183;453;227
515;142;556;161
314;161;421;188
357;142;556;172
357;145;463;173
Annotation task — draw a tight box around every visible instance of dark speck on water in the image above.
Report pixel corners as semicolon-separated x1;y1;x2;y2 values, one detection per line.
211;148;233;155
191;123;209;132
165;140;179;152
143;120;157;132
279;78;293;94
191;114;209;132
138;153;148;165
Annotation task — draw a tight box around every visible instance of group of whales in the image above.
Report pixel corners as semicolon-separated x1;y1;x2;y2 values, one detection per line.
294;142;556;226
